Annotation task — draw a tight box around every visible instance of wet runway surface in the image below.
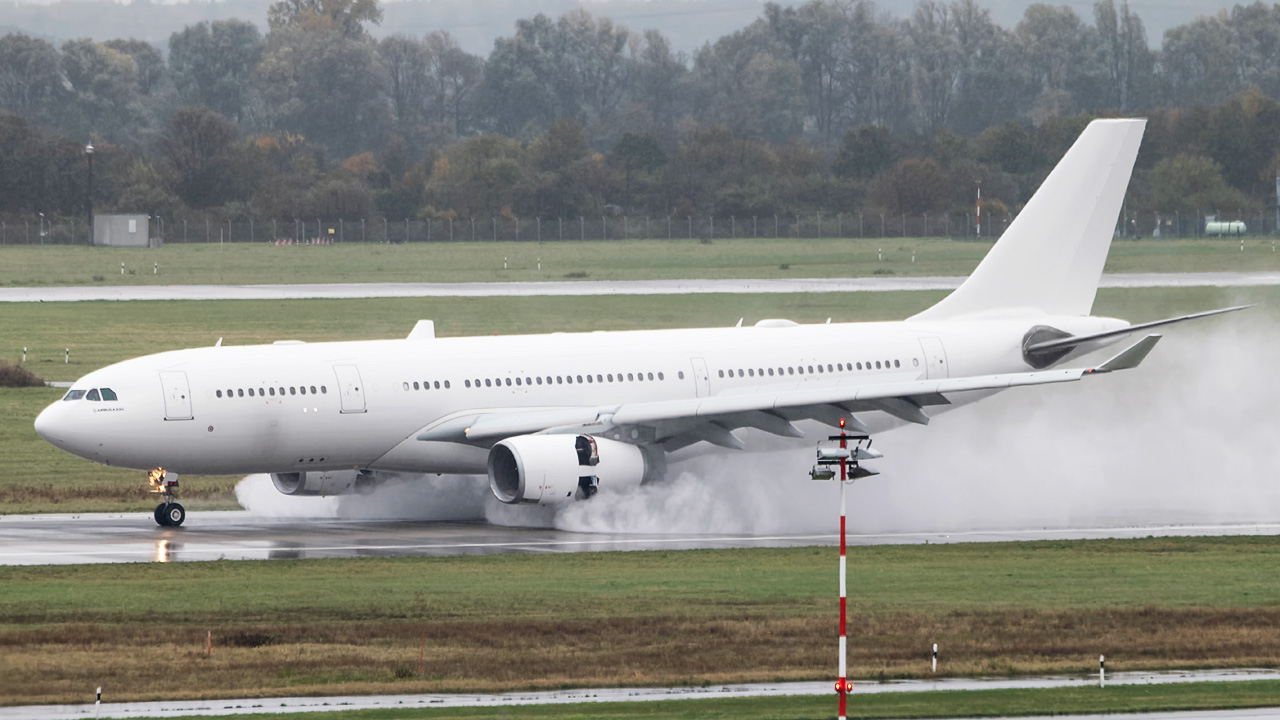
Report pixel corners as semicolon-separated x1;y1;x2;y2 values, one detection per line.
6;668;1280;718
2;271;1280;302
3;511;1279;565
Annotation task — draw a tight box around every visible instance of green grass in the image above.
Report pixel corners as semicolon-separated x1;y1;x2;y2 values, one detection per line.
142;680;1280;720
2;236;1280;287
5;539;1280;704
0;284;1272;513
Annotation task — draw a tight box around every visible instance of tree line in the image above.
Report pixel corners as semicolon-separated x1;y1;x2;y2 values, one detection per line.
1;0;1279;231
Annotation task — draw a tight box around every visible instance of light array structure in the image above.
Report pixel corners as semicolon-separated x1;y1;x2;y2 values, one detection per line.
810;419;882;720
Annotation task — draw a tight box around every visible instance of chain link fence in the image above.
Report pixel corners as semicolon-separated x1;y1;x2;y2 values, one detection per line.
2;210;1277;245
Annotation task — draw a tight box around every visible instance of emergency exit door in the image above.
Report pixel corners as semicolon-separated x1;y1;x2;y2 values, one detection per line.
333;364;367;413
159;371;193;420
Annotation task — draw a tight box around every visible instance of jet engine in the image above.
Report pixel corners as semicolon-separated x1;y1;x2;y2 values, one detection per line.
270;469;378;496
487;434;659;506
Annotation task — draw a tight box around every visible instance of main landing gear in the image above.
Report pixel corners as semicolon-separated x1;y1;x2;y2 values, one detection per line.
148;467;185;527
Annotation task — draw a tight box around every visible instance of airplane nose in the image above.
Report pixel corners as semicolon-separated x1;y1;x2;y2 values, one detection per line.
34;404;60;444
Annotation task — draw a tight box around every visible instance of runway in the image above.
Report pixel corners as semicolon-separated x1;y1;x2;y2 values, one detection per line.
5;668;1280;718
3;511;1279;565
1;271;1279;302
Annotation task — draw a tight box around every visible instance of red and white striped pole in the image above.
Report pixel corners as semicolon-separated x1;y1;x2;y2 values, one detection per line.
837;418;849;719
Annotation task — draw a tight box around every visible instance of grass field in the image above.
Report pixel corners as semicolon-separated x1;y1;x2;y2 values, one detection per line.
129;681;1280;720
2;236;1280;287
3;538;1280;705
0;284;1272;514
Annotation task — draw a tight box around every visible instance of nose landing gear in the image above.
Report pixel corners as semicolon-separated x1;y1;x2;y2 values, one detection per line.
148;468;185;527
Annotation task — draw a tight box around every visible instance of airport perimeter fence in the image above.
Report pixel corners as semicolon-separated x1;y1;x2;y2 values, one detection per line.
2;210;1277;245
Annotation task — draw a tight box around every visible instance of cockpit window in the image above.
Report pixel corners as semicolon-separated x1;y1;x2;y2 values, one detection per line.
62;390;86;401
86;389;101;401
100;388;118;401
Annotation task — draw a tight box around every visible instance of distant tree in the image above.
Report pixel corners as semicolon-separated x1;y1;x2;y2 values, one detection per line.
267;0;383;39
169;21;263;124
868;157;950;214
833;125;895;180
1092;0;1152;113
422;31;484;138
0;34;65;127
160;106;252;208
257;26;389;157
975;121;1040;174
689;21;804;143
59;39;146;141
904;0;963;135
609;132;666;208
103;39;166;99
1150;154;1252;213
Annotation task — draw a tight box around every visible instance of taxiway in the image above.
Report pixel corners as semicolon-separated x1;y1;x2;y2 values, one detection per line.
1;271;1279;302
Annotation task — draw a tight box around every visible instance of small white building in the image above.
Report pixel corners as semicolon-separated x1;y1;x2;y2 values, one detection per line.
93;214;158;247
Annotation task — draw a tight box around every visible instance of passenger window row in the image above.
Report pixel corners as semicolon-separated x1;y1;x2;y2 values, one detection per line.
405;380;451;391
461;371;667;389
216;385;326;399
717;359;906;379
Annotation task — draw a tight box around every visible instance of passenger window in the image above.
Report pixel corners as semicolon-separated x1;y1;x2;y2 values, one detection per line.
485;379;492;387
577;375;584;383
515;377;522;386
268;388;274;396
718;370;724;378
444;381;450;389
587;375;594;383
628;373;634;381
101;388;118;401
597;374;603;382
321;386;327;393
838;363;844;371
788;367;794;375
748;369;755;377
279;387;285;396
290;387;297;395
768;368;775;376
536;377;543;385
434;381;441;389
403;382;410;391
678;371;685;380
465;380;472;388
216;390;223;398
647;373;654;380
876;361;882;369
608;373;615;382
556;376;563;384
412;382;419;390
856;362;863;370
249;388;256;397
86;388;101;401
238;389;244;397
894;360;901;368
310;386;317;394
300;386;307;395
505;378;512;386
657;372;664;380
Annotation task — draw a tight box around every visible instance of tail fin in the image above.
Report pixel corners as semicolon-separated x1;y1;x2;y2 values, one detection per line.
910;118;1146;321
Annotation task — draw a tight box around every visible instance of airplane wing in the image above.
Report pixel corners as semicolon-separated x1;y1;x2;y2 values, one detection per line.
418;334;1162;450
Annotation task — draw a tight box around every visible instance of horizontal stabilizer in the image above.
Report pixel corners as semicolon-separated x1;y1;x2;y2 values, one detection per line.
1090;334;1161;373
1026;306;1247;356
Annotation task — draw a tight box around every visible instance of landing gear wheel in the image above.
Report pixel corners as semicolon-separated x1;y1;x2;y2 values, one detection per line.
156;502;185;527
147;468;184;527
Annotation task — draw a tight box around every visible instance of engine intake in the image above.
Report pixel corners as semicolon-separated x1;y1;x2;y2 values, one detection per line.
488;434;657;506
270;469;377;496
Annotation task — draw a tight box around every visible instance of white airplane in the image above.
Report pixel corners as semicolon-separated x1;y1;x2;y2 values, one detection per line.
35;119;1242;527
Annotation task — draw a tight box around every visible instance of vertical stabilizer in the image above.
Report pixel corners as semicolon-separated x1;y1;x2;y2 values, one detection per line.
910;119;1146;321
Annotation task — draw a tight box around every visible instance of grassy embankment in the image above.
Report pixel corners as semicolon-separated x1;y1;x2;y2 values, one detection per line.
1;236;1279;287
0;285;1271;514
3;538;1280;705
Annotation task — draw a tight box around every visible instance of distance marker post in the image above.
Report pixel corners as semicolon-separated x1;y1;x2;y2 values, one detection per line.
932;643;937;673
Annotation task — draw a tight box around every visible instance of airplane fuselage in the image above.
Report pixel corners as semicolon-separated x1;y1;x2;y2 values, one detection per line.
36;314;1124;477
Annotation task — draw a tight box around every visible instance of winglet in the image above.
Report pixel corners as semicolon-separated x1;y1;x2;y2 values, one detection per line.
1090;334;1161;374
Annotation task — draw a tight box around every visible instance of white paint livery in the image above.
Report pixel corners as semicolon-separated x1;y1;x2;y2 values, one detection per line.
33;119;1231;521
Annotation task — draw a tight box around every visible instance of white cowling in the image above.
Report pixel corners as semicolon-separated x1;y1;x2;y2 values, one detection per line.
271;469;375;496
488;434;652;506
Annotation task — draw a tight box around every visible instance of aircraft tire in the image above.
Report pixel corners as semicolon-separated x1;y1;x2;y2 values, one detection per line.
162;503;186;527
154;504;169;527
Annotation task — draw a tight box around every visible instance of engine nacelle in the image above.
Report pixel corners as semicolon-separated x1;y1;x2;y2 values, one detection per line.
270;469;378;496
488;434;657;506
